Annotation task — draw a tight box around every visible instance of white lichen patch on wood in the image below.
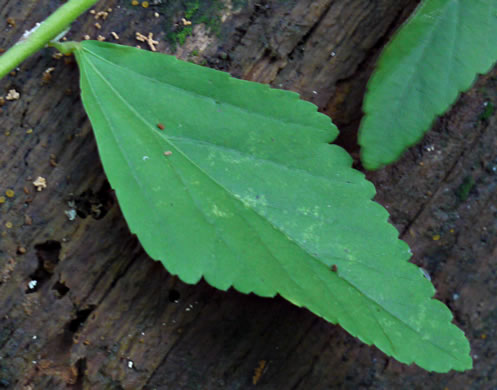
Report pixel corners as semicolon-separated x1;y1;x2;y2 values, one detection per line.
32;176;47;191
6;89;20;100
220;0;234;23
65;209;77;221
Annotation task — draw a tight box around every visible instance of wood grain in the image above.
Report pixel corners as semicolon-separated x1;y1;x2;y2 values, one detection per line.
1;1;495;389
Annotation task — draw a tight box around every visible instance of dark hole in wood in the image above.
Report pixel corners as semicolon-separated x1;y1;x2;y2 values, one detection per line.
73;357;87;387
26;240;61;293
69;181;114;220
52;280;70;298
67;306;96;333
168;289;181;302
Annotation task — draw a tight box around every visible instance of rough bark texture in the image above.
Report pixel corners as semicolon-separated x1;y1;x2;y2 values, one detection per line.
1;0;496;389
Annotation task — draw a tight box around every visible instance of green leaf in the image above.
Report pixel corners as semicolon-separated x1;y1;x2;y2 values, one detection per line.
359;0;497;170
73;40;471;372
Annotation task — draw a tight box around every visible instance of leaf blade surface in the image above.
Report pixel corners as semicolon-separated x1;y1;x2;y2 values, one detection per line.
75;41;471;372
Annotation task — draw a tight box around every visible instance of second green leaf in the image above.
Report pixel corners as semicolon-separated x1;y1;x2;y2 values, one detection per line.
359;0;497;170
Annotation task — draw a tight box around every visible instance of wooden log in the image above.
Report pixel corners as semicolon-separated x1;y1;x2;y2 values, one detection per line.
0;0;496;388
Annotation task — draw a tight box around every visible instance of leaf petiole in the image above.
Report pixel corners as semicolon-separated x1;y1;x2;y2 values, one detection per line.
49;41;81;55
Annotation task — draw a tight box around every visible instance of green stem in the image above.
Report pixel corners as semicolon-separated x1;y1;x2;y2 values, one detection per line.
0;0;100;80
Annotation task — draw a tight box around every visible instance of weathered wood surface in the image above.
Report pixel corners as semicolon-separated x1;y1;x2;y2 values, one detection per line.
1;0;496;388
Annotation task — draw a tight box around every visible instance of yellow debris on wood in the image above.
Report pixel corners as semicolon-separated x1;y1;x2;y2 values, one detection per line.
432;234;441;241
5;189;14;198
135;32;159;51
49;154;57;167
252;360;267;385
95;11;109;20
42;67;55;84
